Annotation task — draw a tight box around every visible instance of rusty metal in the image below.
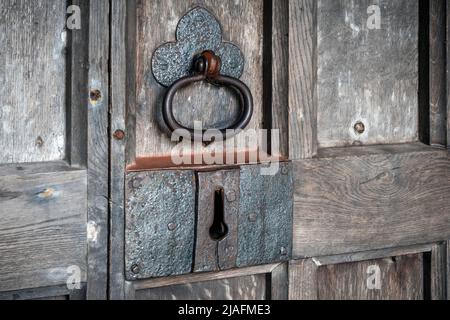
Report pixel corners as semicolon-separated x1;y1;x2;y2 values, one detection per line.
162;50;253;142
194;170;239;273
113;129;125;140
237;162;294;267
354;121;366;134
125;171;196;280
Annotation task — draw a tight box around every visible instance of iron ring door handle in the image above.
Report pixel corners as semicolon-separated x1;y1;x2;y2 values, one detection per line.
162;51;253;142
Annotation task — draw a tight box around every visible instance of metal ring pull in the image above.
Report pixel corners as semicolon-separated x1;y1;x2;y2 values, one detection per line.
162;51;253;142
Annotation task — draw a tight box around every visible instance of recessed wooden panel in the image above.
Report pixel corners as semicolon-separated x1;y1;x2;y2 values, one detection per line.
289;254;424;300
293;143;450;257
317;0;418;148
134;274;267;300
0;0;67;164
0;163;87;292
133;0;263;157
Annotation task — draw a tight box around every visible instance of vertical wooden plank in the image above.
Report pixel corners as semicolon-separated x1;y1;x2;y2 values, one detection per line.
288;259;318;300
0;0;67;164
429;0;447;147
110;0;127;300
271;263;289;300
447;0;450;149
431;243;447;300
67;0;89;167
288;0;317;160
267;0;289;157
87;0;110;300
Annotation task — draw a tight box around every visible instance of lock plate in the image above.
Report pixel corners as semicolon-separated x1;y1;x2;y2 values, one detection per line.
125;163;293;280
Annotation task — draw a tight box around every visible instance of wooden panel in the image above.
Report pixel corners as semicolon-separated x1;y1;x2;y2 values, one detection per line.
290;254;424;300
135;274;267;300
0;0;67;164
448;0;450;149
288;0;317;159
293;143;450;257
0;163;87;292
317;255;423;300
133;0;263;157
317;0;418;148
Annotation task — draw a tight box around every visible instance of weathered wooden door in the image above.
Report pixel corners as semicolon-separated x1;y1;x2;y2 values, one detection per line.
1;0;449;301
108;0;450;300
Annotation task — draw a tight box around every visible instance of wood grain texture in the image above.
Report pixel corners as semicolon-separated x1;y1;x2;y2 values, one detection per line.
429;0;447;147
109;0;128;300
0;0;67;164
268;0;289;157
288;259;318;300
270;263;289;300
290;255;423;300
0;163;87;292
317;0;418;148
87;0;110;300
134;0;263;157
0;284;86;301
288;0;318;159
293;143;450;257
430;243;447;300
134;274;267;300
317;255;423;300
448;0;450;149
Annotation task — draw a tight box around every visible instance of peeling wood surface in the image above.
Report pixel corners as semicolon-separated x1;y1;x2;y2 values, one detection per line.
317;0;418;148
293;143;450;257
133;0;263;157
0;0;67;164
0;164;87;292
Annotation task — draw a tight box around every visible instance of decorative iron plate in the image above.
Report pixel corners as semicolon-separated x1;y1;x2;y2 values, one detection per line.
152;7;245;87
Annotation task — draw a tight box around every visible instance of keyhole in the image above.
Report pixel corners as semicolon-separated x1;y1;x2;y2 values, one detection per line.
209;188;229;241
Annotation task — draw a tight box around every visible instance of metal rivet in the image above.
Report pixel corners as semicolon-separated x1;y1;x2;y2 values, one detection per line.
280;247;288;256
113;130;125;140
226;191;236;202
90;89;102;102
248;212;258;222
281;166;289;175
36;136;44;147
168;223;177;231
354;121;366;135
131;264;140;275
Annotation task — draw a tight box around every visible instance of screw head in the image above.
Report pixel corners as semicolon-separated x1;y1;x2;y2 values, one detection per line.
354;121;366;135
281;166;289;175
131;264;140;275
280;247;288;256
168;223;177;231
113;130;125;140
226;191;237;202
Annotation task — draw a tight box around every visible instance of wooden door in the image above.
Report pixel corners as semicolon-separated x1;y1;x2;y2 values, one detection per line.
0;0;109;300
108;0;450;300
1;0;449;301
